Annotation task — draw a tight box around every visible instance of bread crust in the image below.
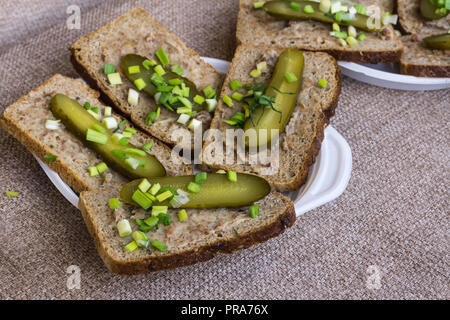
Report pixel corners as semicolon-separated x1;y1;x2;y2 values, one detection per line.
400;62;450;77
79;192;296;275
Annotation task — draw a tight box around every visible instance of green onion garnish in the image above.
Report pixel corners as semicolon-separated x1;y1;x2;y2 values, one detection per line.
304;4;314;13
128;65;141;74
317;78;328;88
149;183;161;195
158;213;172;226
96;162;108;174
123;148;146;157
187;182;201;194
195;172;207;184
44;154;57;162
152;205;168;216
154;65;166;76
358;33;366;41
104;64;115;75
132;230;148;243
249;205;260;218
5;191;19;197
142;59;157;70
86;128;108;144
145;107;160;125
229;79;243;90
171;64;184;75
83;102;91;109
109;198;123;209
284;72;298;83
223;95;234;107
290;1;301;11
227;170;237;182
144;216;159;228
134;78;147;91
131;189;153;209
178;97;193;109
143;142;153;152
253;1;265;9
92;123;106;133
156;190;173;202
231;92;244;101
107;72;122;85
168;78;184;86
88;166;99;177
151;240;168;252
203;85;216;99
125;241;138;252
193;95;205;105
138;178;151;193
117;219;131;237
178;209;188;222
155;48;170;66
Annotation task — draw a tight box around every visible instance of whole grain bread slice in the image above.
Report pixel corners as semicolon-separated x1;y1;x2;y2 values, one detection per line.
400;35;450;77
0;74;192;194
201;45;340;192
237;0;404;63
397;0;450;35
70;8;223;147
79;187;296;275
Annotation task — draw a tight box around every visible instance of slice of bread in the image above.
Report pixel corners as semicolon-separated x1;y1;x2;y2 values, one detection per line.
70;8;223;147
236;0;404;63
79;187;296;274
400;35;450;77
397;0;450;35
0;74;192;194
201;45;340;192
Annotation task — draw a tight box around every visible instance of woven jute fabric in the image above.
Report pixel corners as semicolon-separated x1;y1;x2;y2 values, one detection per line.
0;0;448;300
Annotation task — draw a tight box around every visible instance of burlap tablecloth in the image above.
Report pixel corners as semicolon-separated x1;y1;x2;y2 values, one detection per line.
0;0;448;300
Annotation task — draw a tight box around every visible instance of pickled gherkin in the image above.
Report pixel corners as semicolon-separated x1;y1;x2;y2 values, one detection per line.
423;33;450;50
420;0;449;20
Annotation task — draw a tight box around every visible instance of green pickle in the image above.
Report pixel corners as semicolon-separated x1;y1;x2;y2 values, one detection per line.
50;94;166;179
420;0;449;20
121;54;204;111
423;33;450;50
263;0;382;32
120;173;271;208
244;48;304;148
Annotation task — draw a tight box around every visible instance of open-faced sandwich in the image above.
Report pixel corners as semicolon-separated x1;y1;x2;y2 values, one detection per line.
397;0;450;77
237;0;404;63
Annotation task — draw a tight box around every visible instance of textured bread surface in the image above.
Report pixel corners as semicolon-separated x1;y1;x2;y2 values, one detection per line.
400;35;450;77
0;74;192;194
397;0;450;35
237;0;403;63
79;189;296;275
71;8;223;147
202;45;341;192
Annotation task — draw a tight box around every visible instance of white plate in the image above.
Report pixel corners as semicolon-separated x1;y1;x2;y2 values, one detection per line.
339;62;450;91
34;57;352;217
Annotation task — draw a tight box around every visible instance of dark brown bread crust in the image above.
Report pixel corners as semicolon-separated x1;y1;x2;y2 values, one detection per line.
322;48;403;64
79;193;296;275
400;62;450;78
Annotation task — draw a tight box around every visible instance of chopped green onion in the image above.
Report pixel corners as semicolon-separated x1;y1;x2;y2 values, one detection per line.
346;36;358;46
227;170;237;182
83;102;91;110
124;127;137;134
223;95;234;107
104;106;112;117
88;166;99;176
128;88;139;106
182;87;190;98
86;128;107;144
332;31;348;39
128;65;140;74
193;95;205;105
132;189;152;209
107;72;122;85
290;1;301;11
216;169;226;174
229;79;242;90
123;148;146;157
125;241;138;252
45;119;61;130
178;209;188;222
145;192;157;202
87;109;100;120
156;190;173;202
134;78;147;91
96;162;108;174
168;78;184;85
92;123;106;133
158;213;172;226
319;0;331;13
284;72;298;83
177;97;193;109
205;99;218;112
253;1;265;9
177;113;190;125
144;216;159;228
152;205;168;217
104;64;115;74
155;48;170;66
195;172;207;184
304;4;314;13
249;205;260;218
138;178;151;193
353;4;366;15
142;59;157;70
102;117;118;130
154;65;166;76
137;239;150;248
187;118;202;131
44;154;57;162
5;191;19;197
171;64;184;75
257;61;267;72
149;183;161;195
151;239;168;252
117;219;131;237
109;198;123;209
132;230;148;242
250;69;261;78
317;78;328;88
338;38;347;47
187;182;201;194
145;107;161;125
150;73;166;86
348;25;357;38
177;106;192;114
203;85;216;99
143;142;153;152
125;157;140;170
231;92;244;101
358;33;366;41
332;22;340;32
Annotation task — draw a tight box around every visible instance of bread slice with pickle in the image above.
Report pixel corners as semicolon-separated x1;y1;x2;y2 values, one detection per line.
236;0;404;63
79;186;295;274
70;7;223;147
201;45;341;192
0;74;192;194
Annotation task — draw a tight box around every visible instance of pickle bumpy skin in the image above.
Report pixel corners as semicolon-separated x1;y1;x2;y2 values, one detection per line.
121;54;204;111
423;33;450;50
243;48;304;148
120;173;271;208
263;0;383;32
50;94;166;179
